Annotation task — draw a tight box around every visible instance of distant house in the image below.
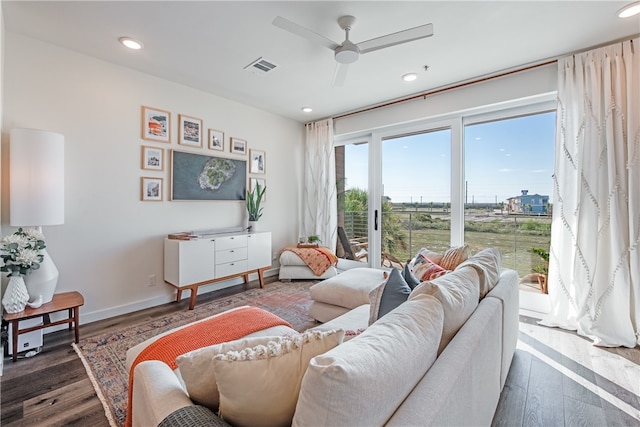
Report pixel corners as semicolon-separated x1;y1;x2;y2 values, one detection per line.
507;190;549;214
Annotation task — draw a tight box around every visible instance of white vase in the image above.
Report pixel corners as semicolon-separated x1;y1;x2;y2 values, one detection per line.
248;220;258;232
24;248;59;304
2;275;30;313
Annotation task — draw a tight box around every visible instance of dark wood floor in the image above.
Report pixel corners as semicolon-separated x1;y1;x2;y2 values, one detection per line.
2;281;639;426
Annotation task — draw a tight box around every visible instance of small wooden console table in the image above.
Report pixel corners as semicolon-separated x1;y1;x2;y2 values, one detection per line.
3;291;84;362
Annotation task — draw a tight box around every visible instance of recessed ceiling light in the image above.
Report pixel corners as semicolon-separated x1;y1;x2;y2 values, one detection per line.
119;37;144;50
402;73;418;82
618;1;640;17
301;107;313;113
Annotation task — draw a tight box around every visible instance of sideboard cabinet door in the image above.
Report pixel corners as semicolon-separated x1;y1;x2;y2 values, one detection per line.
247;232;272;271
164;239;215;286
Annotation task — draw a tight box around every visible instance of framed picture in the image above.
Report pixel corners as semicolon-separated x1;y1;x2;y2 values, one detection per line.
250;149;266;174
141;177;163;201
230;137;247;155
208;129;225;151
141;106;171;143
141;145;164;171
250;177;266;202
170;150;247;201
179;114;203;147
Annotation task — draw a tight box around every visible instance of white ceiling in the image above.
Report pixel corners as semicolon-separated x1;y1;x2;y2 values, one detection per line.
3;1;639;123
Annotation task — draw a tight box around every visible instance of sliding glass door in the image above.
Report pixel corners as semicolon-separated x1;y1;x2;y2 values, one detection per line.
380;129;452;265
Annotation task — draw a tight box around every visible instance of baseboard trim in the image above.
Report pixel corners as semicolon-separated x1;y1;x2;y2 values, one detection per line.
44;268;280;334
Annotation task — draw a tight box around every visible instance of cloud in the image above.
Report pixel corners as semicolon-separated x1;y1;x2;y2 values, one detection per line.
498;168;513;172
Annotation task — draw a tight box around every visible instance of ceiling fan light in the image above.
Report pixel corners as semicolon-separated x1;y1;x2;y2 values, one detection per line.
618;1;640;17
119;37;143;50
402;73;418;82
335;43;360;64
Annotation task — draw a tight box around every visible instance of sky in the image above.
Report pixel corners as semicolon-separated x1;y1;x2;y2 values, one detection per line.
345;111;556;205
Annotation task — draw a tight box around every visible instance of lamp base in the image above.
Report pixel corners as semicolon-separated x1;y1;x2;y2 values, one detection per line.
25;249;59;304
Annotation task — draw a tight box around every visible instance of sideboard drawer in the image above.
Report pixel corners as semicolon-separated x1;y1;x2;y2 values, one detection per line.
216;247;248;264
216;260;248;278
215;235;248;251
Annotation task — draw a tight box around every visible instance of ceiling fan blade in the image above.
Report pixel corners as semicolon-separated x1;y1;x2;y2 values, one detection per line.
331;63;349;87
357;23;433;54
273;16;340;50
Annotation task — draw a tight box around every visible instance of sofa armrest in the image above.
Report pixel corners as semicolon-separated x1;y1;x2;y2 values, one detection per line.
132;360;195;427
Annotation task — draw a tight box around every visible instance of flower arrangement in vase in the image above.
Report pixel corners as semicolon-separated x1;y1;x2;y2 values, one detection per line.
1;228;46;313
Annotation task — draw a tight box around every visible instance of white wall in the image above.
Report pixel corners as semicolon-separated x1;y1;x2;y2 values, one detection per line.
334;64;557;137
1;33;304;324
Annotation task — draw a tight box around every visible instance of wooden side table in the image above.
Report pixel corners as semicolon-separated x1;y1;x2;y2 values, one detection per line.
3;291;84;362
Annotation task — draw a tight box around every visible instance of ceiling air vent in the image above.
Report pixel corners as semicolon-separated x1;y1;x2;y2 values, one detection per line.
244;57;278;75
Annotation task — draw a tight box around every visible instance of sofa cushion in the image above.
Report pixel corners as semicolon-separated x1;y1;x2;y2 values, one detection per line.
212;329;344;427
177;334;292;410
439;245;471;270
456;247;502;298
368;268;411;325
293;294;444;427
309;268;387;309
409;265;480;354
310;304;370;342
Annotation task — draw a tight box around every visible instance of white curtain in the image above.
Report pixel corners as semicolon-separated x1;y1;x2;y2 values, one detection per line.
301;119;337;251
540;39;640;347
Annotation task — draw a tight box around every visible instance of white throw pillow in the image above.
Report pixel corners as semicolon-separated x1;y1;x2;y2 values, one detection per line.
409;265;480;354
293;294;444;427
213;329;345;427
177;335;291;410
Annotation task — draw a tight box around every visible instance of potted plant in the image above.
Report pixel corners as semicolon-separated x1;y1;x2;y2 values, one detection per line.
307;235;321;245
246;182;266;231
528;246;549;294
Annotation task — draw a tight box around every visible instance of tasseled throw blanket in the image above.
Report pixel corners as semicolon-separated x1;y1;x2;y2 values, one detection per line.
283;246;339;276
125;306;292;427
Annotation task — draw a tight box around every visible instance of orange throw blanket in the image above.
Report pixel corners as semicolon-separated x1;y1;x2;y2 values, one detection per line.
125;306;291;427
284;246;339;276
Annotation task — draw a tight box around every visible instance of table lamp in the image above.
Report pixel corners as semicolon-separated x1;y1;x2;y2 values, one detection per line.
9;128;65;304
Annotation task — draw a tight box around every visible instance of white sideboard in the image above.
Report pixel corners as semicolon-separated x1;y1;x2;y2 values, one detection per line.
164;231;272;309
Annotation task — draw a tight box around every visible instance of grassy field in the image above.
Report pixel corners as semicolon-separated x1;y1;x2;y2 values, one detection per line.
346;208;551;278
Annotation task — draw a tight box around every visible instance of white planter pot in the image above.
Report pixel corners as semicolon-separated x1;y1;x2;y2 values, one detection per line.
248;221;259;232
2;275;29;313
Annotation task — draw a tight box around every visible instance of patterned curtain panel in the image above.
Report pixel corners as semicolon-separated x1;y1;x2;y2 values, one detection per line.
541;39;639;347
302;119;337;251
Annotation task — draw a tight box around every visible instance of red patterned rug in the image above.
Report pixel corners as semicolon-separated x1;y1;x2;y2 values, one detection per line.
73;280;317;427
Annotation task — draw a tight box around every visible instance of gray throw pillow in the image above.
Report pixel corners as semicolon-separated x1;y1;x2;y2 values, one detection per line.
368;268;411;324
402;263;420;289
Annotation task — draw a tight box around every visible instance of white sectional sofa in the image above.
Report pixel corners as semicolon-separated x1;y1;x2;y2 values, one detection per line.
128;249;519;427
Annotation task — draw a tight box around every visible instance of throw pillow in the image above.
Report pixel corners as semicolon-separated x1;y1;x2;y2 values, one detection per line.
368;268;411;325
176;335;290;410
213;329;345;427
439;245;471;270
409;265;480;354
412;254;450;281
401;263;421;289
456;247;502;298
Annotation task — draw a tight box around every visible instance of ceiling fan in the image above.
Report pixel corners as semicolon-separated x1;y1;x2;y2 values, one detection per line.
273;15;433;86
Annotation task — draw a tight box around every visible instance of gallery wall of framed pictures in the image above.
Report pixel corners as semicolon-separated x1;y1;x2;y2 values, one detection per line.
138;105;266;203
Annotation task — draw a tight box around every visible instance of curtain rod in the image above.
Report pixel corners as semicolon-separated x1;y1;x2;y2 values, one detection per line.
329;34;639;122
331;59;557;121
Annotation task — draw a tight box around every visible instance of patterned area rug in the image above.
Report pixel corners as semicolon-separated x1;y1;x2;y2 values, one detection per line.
73;280;317;427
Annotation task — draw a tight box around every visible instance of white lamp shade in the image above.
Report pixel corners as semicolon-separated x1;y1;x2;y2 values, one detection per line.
10;128;65;226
